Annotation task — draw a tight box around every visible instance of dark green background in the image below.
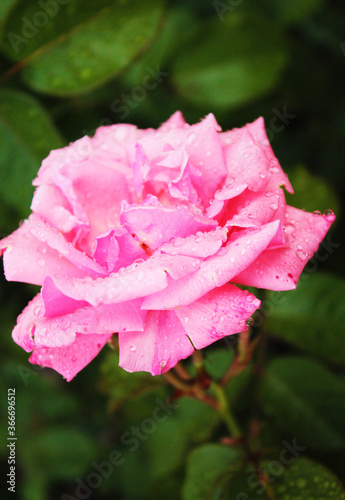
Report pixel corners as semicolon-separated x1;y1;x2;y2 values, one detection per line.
0;1;344;499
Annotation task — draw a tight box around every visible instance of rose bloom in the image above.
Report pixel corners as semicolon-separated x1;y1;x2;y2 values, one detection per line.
0;112;335;380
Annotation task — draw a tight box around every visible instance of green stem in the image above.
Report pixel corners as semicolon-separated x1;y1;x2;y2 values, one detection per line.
211;382;241;439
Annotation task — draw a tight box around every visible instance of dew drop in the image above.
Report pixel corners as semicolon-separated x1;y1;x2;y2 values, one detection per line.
324;209;334;216
130;345;136;352
296;249;307;261
246;317;254;326
33;306;42;317
283;223;296;235
313;210;321;215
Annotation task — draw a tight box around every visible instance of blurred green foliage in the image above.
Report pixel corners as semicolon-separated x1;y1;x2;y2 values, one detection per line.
0;0;345;498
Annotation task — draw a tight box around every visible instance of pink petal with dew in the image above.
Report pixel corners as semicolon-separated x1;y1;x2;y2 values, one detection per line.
175;284;261;349
92;123;139;161
221;186;286;229
42;276;88;317
133;113;226;206
151;253;202;280
161;227;228;258
33;136;94;183
29;214;106;275
31;184;81;234
220;117;293;195
14;289;144;350
49;258;169;307
185;114;227;205
158;110;186;131
120;203;217;252
118;310;195;375
112;227;148;270
232;207;336;290
59;160;131;251
12;294;42;352
29;332;112;382
142;220;281;310
93;229;120;273
0;217;92;285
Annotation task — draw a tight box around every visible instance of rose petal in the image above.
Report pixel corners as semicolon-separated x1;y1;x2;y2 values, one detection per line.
118;310;194;375
142;220;281;309
232;207;336;290
0;217;95;285
14;288;145;350
29;214;106;275
161;227;228;258
29;332;112;382
175;284;261;349
120;202;217;252
49;258;169;307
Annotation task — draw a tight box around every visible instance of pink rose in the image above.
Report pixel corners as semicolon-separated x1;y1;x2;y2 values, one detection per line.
0;112;335;380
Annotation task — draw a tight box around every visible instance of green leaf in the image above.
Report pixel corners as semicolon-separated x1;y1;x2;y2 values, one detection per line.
121;6;197;89
2;0;165;96
261;356;345;451
266;273;345;364
265;0;324;24
204;348;234;380
222;458;345;499
0;0;16;36
173;13;288;110
274;458;345;499
21;427;97;479
183;444;242;500
0;89;63;215
285;165;340;216
146;396;221;480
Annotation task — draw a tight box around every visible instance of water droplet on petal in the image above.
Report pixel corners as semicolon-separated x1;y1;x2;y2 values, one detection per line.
296;249;307;261
246;317;254;326
130;345;136;352
283;223;296;235
324;209;334;216
33;306;42;317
